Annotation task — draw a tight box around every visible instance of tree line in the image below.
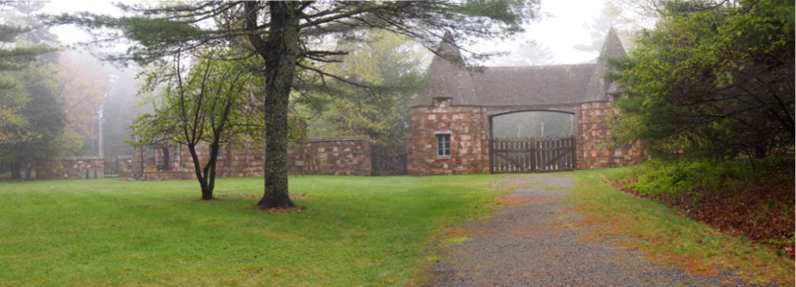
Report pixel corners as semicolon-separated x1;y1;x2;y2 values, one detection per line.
0;1;122;180
608;0;793;163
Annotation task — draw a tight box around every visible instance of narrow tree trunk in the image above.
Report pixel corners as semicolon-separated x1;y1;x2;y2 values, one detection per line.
10;160;21;180
24;157;33;181
187;144;214;200
247;1;299;210
201;185;214;200
754;144;766;159
203;142;221;200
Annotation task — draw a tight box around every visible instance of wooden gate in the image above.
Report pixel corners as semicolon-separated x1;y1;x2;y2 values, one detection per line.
490;136;575;173
371;144;407;175
104;158;119;177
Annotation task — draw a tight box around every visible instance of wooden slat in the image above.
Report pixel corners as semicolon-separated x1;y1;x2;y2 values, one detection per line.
490;136;575;174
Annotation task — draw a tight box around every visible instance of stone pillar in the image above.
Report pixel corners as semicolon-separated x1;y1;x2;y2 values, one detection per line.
407;100;488;175
576;101;648;169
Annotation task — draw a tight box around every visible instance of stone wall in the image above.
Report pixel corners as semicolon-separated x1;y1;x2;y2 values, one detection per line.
118;156;134;178
131;137;372;180
134;142;265;180
60;156;106;179
182;141;266;179
407;99;489;175
39;101;650;181
576;101;648;169
289;137;372;176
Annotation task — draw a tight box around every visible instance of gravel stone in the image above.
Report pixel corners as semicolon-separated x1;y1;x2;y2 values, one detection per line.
424;175;764;287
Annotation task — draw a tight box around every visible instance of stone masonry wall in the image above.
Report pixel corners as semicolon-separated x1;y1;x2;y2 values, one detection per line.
60;157;106;179
118;156;134;178
134;142;265;180
289;137;372;176
407;100;488;175
133;137;372;180
577;101;648;169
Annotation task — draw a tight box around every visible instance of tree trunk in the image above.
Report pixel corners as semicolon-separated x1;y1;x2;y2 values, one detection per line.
187;144;214;200
10;160;21;180
24;157;33;181
247;1;299;210
754;144;766;159
203;142;221;200
201;185;214;200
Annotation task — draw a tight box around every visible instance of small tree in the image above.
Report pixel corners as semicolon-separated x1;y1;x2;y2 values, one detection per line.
57;53;110;156
131;48;260;199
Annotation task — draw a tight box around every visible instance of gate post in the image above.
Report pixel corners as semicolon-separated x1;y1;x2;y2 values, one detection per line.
530;137;536;172
488;116;494;174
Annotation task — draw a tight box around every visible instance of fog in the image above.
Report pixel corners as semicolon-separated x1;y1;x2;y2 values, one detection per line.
8;0;621;159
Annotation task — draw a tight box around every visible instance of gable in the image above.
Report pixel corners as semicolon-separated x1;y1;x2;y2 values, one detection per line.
414;29;625;108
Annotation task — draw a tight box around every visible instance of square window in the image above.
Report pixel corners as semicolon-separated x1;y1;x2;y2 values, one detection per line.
436;134;451;157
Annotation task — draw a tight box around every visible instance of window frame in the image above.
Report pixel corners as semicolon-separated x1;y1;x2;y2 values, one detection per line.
435;133;451;158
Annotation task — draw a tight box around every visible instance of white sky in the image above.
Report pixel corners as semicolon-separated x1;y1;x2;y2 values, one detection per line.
41;0;609;65
481;0;609;65
43;1;125;46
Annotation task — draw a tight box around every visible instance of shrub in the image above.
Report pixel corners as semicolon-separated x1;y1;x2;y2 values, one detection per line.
629;159;759;198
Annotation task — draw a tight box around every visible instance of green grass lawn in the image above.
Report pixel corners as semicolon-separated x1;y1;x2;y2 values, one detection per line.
1;170;792;286
0;175;509;286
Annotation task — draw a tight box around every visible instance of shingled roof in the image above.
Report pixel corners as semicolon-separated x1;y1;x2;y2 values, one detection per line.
470;64;596;106
413;29;626;107
421;31;478;105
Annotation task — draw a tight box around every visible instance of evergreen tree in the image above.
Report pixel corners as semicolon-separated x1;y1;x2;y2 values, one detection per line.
0;1;64;180
301;30;427;145
610;0;794;160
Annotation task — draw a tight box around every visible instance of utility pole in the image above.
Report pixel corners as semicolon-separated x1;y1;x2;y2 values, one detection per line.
98;104;104;158
99;75;117;158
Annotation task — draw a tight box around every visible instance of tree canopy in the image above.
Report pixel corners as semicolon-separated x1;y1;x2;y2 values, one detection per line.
610;0;794;161
301;30;427;145
0;1;68;180
130;47;261;199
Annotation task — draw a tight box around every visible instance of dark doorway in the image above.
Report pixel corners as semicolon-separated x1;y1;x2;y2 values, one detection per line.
371;144;407;176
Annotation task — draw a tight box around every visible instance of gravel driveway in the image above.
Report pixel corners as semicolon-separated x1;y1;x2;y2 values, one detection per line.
424;175;759;287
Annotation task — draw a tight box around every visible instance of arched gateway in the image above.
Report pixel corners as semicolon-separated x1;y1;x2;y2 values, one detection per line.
406;30;649;175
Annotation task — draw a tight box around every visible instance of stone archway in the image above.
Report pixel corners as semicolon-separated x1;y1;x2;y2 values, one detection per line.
487;110;576;173
406;29;648;176
487;109;577;139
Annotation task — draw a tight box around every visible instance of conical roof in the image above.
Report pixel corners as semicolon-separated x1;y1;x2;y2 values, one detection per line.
599;28;626;60
411;32;477;107
584;28;626;101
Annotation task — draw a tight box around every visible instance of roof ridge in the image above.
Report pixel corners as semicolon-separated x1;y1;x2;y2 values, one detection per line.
483;63;597;69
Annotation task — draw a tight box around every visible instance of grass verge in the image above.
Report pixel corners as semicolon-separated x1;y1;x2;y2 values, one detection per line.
0;175;508;286
570;167;794;286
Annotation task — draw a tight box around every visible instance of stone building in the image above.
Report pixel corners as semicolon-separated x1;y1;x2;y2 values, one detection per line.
406;30;648;175
119;29;647;180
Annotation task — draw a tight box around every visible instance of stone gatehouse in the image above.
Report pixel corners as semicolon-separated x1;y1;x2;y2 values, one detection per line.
119;30;647;180
406;30;648;175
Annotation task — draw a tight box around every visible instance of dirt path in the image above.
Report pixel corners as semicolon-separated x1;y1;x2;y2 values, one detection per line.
424;175;758;287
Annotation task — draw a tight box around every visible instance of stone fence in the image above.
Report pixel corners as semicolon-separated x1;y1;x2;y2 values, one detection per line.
134;136;373;181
